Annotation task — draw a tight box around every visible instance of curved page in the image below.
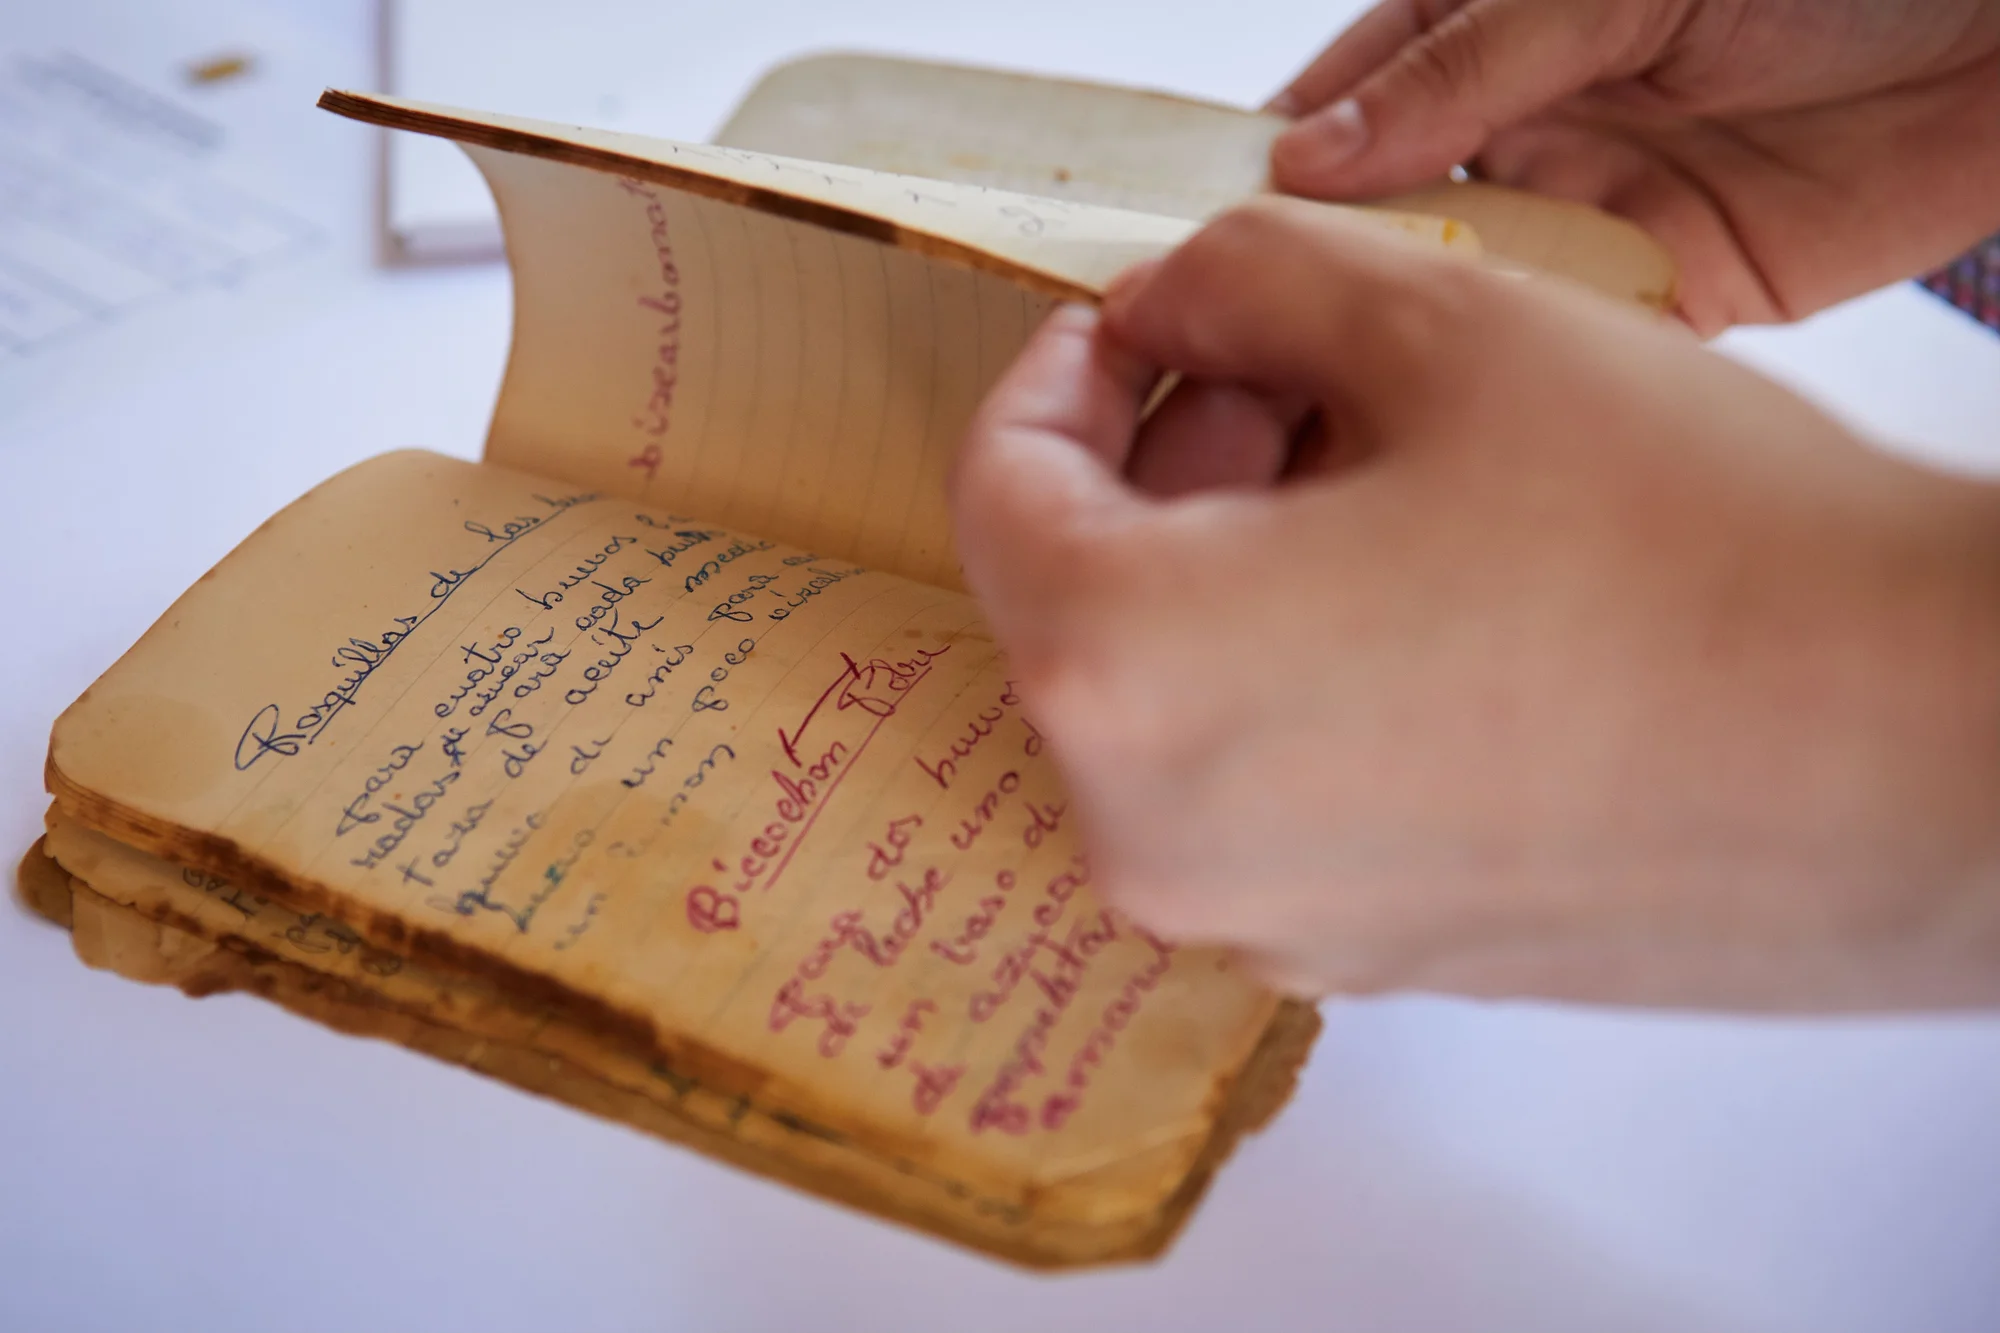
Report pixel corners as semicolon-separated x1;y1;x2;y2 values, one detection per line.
320;91;1476;590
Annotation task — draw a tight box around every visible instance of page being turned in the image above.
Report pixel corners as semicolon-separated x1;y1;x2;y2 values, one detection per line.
316;93;1472;592
473;145;1074;592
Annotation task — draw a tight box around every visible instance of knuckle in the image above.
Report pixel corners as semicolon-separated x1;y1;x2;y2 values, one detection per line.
1017;635;1146;781
1399;12;1492;104
1011;630;1171;791
1169;196;1370;362
1209;196;1451;312
1235;946;1333;998
1168;201;1312;319
1372;271;1473;358
1336;247;1498;383
1409;0;1466;30
1198;197;1319;265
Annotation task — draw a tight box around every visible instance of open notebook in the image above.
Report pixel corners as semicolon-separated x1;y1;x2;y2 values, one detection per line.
24;56;1675;1268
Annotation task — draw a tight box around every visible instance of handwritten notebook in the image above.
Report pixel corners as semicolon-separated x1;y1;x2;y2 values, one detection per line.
23;55;1676;1268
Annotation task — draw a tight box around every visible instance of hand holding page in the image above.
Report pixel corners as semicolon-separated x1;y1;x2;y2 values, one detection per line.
27;58;1675;1267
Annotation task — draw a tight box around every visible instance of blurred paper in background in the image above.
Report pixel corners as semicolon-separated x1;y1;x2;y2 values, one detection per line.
0;0;372;427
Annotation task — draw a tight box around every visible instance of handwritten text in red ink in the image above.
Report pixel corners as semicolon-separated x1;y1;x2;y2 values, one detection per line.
864;813;924;880
684;648;940;933
930;868;1017;965
779;646;948;768
967;909;1121;1134
1040;924;1177;1131
967;855;1090;1020
950;770;1021;851
618;177;683;485
915;681;1019;790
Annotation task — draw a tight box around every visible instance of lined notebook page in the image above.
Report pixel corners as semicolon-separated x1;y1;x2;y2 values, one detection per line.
475;148;1072;592
47;451;1281;1228
313;93;1470;592
715;53;1676;309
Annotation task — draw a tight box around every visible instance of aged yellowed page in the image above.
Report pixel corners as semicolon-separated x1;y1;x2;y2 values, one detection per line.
475;148;1065;593
716;53;1677;310
46;450;1300;1262
16;840;71;928
320;92;1476;592
718;53;1288;218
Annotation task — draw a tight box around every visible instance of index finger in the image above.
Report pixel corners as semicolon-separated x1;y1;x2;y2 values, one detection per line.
949;304;1155;657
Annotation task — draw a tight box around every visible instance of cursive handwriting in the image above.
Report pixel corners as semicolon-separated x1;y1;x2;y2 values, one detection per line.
644;527;718;568
1038;923;1176;1131
681;536;774;593
863;813;924;880
930;868;1018;966
968;909;1121;1135
333;740;427;838
234;493;591;768
765;564;865;621
620;177;683;484
968;856;1091;1022
426;812;545;930
515;534;640;612
563;607;664;706
915;682;1019;790
348;770;460;870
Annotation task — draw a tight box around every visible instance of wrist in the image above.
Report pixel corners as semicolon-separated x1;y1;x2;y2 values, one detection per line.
1823;465;2000;1005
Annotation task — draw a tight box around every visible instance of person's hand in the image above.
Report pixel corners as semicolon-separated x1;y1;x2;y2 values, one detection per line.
949;198;2000;1010
1266;0;2000;334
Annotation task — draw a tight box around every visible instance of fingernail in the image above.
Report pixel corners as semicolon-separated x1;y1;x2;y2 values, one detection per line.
1275;98;1369;182
1048;300;1099;328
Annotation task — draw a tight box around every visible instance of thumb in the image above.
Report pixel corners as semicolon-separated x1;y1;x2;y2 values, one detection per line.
1270;0;1650;199
950;303;1154;663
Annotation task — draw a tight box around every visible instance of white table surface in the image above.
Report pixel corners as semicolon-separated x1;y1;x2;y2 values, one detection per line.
2;3;1997;1330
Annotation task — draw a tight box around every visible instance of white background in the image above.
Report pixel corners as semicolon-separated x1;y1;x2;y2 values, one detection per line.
2;2;1997;1330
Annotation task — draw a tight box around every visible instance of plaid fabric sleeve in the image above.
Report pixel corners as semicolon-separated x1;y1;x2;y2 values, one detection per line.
1920;234;2000;334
